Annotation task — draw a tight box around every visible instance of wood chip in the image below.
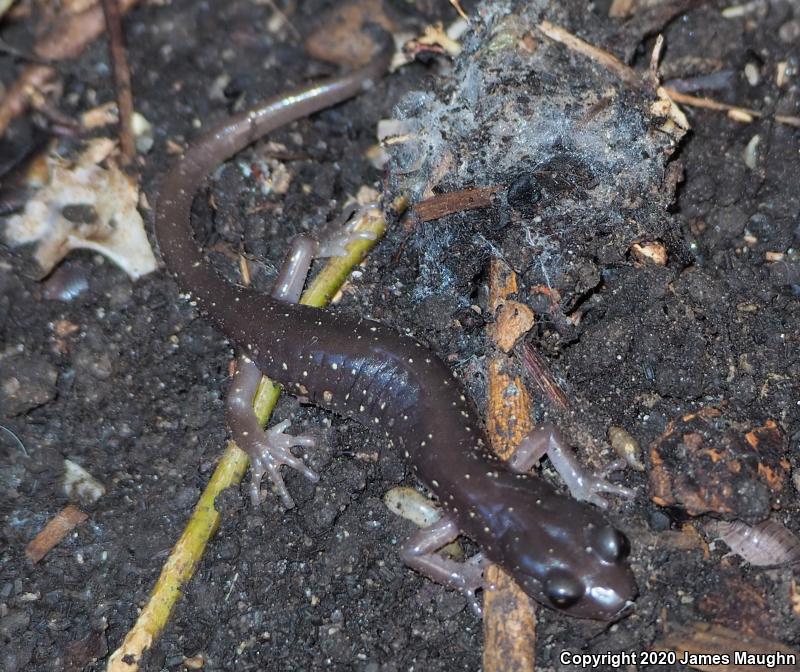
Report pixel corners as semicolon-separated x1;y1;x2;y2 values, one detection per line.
492;300;534;353
26;504;88;563
409;186;498;224
486;257;535;353
483;258;537;671
631;241;668;265
483;564;537;672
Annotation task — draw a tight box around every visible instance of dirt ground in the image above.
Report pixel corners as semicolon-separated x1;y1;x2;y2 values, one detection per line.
1;0;799;670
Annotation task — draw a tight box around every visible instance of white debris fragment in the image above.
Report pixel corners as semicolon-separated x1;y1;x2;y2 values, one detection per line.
63;458;106;505
743;133;761;169
131;112;154;154
4;139;157;279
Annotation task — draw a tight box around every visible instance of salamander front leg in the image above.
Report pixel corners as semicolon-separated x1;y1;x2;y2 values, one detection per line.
400;515;487;616
510;423;635;509
227;355;318;508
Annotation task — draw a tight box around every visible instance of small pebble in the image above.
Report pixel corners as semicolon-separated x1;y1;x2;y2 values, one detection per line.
648;509;671;532
744;62;760;86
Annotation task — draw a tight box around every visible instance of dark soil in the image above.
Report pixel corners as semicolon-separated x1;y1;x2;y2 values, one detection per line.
1;0;799;670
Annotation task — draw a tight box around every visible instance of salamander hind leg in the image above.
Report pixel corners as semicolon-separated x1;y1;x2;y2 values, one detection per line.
512;424;635;509
227;355;318;508
226;234;323;508
400;515;487;617
225;206;381;507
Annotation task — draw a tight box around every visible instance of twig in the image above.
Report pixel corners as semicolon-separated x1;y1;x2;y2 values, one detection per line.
407;185;499;227
519;343;569;411
661;86;800;128
537;19;639;86
0;0;141;138
537;19;800;129
448;0;469;20
26;505;88;563
106;208;387;672
483;258;537;672
649;34;664;82
100;0;136;163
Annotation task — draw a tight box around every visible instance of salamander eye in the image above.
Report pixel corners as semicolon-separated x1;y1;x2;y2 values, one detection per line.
593;525;630;563
544;570;584;609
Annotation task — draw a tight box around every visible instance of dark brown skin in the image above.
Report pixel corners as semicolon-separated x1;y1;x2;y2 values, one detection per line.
154;30;637;619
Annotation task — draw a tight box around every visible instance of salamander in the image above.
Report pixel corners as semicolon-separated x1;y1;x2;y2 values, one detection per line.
154;28;637;620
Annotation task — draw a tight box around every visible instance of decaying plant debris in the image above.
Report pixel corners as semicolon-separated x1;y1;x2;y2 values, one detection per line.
1;0;799;669
385;0;684;341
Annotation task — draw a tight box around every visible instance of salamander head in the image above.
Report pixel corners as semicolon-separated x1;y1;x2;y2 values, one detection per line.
479;473;637;620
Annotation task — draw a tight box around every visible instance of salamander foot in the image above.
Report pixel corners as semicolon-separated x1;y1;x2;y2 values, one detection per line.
511;424;635;509
400;515;488;616
245;418;318;508
227;355;318;508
